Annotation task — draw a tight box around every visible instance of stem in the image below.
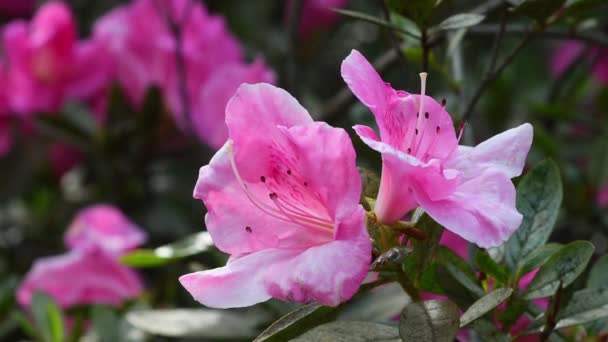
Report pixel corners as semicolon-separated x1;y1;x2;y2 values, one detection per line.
469;24;608;46
286;0;303;96
397;270;421;301
540;283;563;341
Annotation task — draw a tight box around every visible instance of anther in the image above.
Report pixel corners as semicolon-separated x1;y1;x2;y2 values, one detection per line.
245;226;252;233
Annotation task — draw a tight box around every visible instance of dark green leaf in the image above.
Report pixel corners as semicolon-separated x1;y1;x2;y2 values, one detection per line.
504;160;563;268
564;0;607;17
587;255;608;288
31;292;65;342
385;0;437;26
471;319;510;342
127;308;271;339
436;13;485;31
516;243;563;280
460;288;513;327
524;241;595;299
399;299;459;342
254;303;337;342
293;321;399;341
331;8;419;39
62;102;99;137
554;287;608;329
407;214;444;285
120;232;213;267
92;306;120;342
474;250;509;284
338;283;409;322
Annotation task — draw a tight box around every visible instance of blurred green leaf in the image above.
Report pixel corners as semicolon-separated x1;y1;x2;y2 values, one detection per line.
331;8;420;39
565;0;608;17
254;303;337;342
474;250;509;284
92;306;120;342
504;160;563;269
435;13;485;31
62;102;99;137
508;0;566;22
120;232;213;268
31;292;65;342
338;283;410;322
292;321;399;341
385;0;437;26
524;241;595;299
587;255;608;288
459;288;513;327
515;243;563;280
399;299;459;342
554;287;608;329
127;308;271;339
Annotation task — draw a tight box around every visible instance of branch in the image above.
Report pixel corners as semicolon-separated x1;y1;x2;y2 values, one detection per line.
469;24;608;46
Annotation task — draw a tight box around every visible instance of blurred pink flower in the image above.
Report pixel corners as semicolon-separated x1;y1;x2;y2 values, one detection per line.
551;41;608;85
17;248;143;308
597;184;608;208
341;49;533;248
18;205;145;309
180;83;370;308
0;67;12;157
65;204;147;255
2;1;110;114
289;0;349;36
94;0;274;148
0;0;35;17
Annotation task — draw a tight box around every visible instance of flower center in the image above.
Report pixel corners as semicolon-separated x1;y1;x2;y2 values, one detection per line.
227;144;334;235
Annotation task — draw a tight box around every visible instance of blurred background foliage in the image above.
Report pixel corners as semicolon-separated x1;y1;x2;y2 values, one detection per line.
1;0;608;340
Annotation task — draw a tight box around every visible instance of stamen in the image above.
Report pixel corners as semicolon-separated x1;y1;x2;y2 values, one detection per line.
270;195;334;232
457;122;466;143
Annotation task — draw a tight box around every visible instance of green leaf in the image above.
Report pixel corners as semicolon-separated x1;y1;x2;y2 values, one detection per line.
292;321;399;341
120;232;213;267
474;250;509;284
385;0;437;26
508;0;567;22
524;241;595;299
459;288;514;327
554;287;608;329
436;13;485;31
407;214;444;285
587;255;608;288
399;299;460;342
516;243;563;280
254;303;337;342
565;0;608;17
331;8;419;39
504;160;563;269
471;319;510;342
31;292;65;342
127;308;271;339
338;283;410;322
92;306;120;342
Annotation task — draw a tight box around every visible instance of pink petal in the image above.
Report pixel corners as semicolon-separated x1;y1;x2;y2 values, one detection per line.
180;207;369;308
416;170;522;248
64;204;147;255
550;41;584;77
446;123;533;181
17;249;143;309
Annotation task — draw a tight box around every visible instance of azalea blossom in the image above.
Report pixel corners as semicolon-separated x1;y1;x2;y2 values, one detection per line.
94;0;274;148
65;204;148;255
341;50;533;248
288;0;349;37
597;184;608;208
551;41;608;85
17;205;145;309
179;83;370;308
3;1;109;114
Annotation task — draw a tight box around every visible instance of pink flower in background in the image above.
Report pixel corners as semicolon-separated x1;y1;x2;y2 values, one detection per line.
180;83;370;308
290;0;349;36
94;0;274;148
3;1;109;114
341;50;533;248
0;67;12;157
597;184;608;208
551;41;608;85
65;204;147;255
17;248;143;308
440;229;469;259
18;205;145;309
0;0;35;17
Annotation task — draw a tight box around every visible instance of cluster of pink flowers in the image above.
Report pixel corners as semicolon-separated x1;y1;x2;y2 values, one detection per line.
179;50;534;309
17;205;146;308
551;41;608;85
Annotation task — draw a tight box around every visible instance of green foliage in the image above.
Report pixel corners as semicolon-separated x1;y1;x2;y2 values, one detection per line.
399;299;460;342
120;232;213;268
254;304;338;342
293;321;400;341
459;288;513;327
30;293;65;342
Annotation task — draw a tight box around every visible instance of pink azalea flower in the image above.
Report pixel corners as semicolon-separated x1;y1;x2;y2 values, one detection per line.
0;67;12;157
17;248;143;308
551;41;608;85
2;1;109;114
596;184;608;208
0;0;35;17
65;204;147;255
179;83;371;308
341;50;533;248
94;0;273;148
289;0;349;37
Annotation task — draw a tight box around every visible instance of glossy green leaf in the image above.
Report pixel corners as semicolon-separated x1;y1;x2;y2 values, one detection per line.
460;288;513;327
31;292;65;342
293;321;399;341
554;287;608;329
504;160;563;268
254;303;337;342
524;241;595;299
471;319;510;342
436;13;485;31
331;8;419;39
474;250;509;284
120;232;213;267
127;308;271;339
399;299;460;342
587;255;608;288
516;243;562;280
338;283;410;322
